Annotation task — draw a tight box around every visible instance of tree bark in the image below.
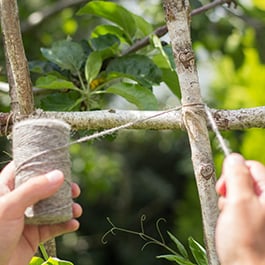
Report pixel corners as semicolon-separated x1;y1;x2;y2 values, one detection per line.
0;0;34;117
2;107;265;136
163;0;219;264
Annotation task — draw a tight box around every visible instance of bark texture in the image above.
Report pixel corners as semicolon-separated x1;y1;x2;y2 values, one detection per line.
163;1;219;264
0;0;34;117
2;107;265;136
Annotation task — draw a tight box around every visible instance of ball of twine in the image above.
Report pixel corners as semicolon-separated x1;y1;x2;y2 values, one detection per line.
12;118;72;225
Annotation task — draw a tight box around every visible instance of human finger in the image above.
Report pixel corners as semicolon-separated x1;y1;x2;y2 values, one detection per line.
72;202;82;218
39;219;80;243
0;161;15;190
71;182;80;199
0;183;10;196
216;176;226;196
222;153;254;199
246;161;265;194
0;170;64;219
246;161;265;205
218;196;226;211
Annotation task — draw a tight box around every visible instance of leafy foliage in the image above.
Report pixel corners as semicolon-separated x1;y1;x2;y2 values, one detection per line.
29;244;74;265
29;257;74;265
157;236;208;265
29;1;177;112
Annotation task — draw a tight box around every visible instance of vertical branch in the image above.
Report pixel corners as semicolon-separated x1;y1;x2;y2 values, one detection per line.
163;1;219;264
0;0;56;258
0;0;34;116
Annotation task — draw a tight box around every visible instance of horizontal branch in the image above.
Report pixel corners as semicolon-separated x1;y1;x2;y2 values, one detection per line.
1;106;265;136
38;109;183;131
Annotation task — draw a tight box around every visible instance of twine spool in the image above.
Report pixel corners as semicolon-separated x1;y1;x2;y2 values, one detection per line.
12;118;72;225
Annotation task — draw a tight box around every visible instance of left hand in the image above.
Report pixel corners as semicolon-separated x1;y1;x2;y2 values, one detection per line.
0;162;82;265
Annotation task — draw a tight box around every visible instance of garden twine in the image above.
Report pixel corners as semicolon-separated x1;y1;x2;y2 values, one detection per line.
11;105;229;225
12;118;73;225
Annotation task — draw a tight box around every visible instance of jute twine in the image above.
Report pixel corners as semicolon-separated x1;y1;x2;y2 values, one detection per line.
10;105;230;225
12;118;72;225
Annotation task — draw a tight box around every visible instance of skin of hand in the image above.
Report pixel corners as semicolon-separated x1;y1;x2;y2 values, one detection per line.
0;162;82;265
216;153;265;265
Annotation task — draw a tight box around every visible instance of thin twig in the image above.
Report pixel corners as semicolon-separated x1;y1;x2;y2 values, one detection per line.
122;0;236;55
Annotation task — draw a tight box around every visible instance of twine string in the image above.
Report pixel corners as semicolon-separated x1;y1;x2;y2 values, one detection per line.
14;104;231;165
13;106;183;169
74;106;182;145
204;105;231;156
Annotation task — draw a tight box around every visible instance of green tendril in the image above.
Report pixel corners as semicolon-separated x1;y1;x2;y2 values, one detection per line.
101;215;178;256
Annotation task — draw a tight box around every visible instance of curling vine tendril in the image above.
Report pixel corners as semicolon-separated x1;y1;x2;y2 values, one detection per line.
101;215;178;255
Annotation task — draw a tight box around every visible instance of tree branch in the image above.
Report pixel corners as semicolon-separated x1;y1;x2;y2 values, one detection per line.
20;0;88;32
1;107;265;136
122;0;237;55
0;0;34;116
163;0;219;264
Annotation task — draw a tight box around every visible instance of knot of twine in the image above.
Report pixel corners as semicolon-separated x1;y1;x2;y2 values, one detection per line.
182;102;231;156
12;118;73;225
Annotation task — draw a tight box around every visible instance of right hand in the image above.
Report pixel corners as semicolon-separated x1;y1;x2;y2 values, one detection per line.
216;153;265;265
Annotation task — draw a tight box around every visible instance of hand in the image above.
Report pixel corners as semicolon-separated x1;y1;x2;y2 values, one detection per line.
216;153;265;265
0;162;82;265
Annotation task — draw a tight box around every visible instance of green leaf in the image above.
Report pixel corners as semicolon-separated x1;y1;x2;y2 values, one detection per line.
41;40;85;74
43;257;74;265
106;54;162;87
85;51;102;84
151;35;174;69
29;256;45;265
161;68;181;98
77;1;136;42
131;13;153;36
90;34;120;51
91;25;129;43
188;237;208;265
90;34;120;59
163;45;176;69
167;231;188;259
36;75;76;90
29;61;57;74
151;35;180;97
157;254;195;265
40;91;81;111
107;83;158;110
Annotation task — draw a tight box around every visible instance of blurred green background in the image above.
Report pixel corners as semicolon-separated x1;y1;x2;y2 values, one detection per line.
1;0;265;264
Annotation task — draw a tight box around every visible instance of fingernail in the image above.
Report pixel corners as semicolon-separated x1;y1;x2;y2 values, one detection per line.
45;170;63;184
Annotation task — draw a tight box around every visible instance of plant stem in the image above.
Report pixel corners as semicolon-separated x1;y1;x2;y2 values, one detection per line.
39;243;49;260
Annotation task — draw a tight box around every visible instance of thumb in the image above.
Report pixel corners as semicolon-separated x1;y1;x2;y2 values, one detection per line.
223;153;254;198
2;170;64;219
